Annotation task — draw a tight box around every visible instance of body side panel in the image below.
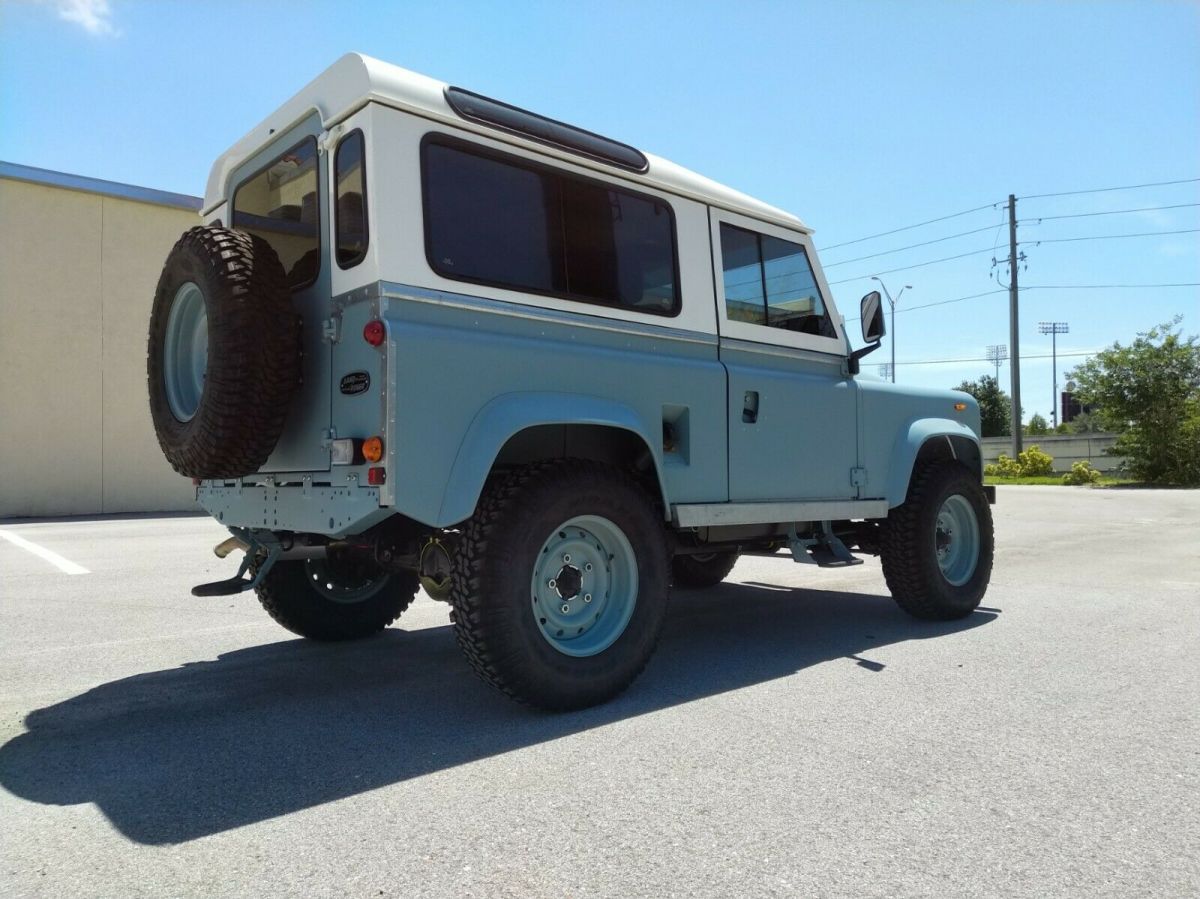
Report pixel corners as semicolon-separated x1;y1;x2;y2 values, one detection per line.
379;286;728;528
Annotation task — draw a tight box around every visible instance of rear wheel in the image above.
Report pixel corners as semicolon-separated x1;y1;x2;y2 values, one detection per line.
671;551;739;588
255;551;418;641
450;461;669;710
880;462;993;620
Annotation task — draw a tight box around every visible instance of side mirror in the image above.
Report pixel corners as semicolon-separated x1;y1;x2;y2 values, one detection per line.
860;290;886;344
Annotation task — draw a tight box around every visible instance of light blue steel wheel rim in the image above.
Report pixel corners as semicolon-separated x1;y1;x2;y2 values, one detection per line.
530;515;639;657
162;281;208;422
304;558;389;605
934;494;981;587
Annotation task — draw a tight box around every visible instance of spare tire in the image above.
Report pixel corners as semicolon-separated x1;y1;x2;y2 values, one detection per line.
147;226;301;479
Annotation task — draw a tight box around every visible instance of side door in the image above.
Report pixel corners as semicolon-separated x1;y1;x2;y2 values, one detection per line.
228;113;332;473
711;210;858;502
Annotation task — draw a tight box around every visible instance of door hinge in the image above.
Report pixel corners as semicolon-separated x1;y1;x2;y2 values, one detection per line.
317;125;344;155
850;467;868;488
322;317;341;343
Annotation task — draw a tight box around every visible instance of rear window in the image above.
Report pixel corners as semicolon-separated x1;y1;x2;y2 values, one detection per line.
334;130;368;269
421;136;679;317
232;137;320;289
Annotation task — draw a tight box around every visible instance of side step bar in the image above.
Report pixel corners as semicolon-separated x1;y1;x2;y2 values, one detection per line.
787;522;863;568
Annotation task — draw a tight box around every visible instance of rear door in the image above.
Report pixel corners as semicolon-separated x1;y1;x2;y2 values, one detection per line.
710;210;858;502
229;113;332;473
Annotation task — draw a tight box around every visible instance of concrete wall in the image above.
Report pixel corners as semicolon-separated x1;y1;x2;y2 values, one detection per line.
981;433;1122;472
0;174;201;517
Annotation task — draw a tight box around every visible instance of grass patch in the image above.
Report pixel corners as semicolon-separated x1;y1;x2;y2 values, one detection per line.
985;475;1140;487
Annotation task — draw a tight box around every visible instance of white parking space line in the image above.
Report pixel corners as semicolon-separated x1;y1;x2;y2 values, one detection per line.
0;530;90;575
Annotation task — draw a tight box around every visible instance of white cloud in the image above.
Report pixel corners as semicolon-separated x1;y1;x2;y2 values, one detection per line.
38;0;120;37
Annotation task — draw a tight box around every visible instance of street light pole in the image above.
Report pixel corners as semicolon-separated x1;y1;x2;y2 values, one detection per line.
1038;322;1069;427
871;277;911;384
986;344;1008;383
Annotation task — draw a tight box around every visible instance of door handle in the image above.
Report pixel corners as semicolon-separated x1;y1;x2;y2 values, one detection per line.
742;390;759;424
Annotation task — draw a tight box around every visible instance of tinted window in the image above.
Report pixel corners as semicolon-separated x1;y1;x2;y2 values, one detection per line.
335;130;368;268
232;137;320;289
720;224;836;338
423;138;679;316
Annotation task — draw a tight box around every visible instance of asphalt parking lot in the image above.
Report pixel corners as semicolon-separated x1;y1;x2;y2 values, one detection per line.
1;487;1197;898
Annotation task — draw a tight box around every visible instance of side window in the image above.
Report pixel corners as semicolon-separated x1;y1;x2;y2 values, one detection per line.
232;137;320;289
422;136;679;316
720;223;836;338
334;130;368;268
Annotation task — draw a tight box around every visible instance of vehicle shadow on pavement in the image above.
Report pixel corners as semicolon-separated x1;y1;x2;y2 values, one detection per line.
0;584;995;845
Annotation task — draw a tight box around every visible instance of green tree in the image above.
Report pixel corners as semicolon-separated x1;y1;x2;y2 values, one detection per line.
1066;410;1104;434
1067;318;1200;485
1025;413;1049;436
954;374;1012;437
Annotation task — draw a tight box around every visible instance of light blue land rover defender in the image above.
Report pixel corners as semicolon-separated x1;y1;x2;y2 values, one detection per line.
148;54;994;710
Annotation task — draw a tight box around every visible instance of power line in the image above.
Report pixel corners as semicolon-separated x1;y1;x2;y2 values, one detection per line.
895;350;1095;367
1022;202;1200;222
1021;283;1200;289
821;223;1005;268
817;201;1001;252
1021;227;1200;246
826;246;1000;286
845;289;1005;323
1019;177;1200;201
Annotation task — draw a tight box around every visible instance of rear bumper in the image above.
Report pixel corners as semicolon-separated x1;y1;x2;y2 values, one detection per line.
196;482;390;537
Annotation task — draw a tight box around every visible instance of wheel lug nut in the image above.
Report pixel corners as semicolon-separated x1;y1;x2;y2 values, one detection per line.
563;553;571;563
583;593;592;602
561;603;570;613
548;578;557;589
584;563;593;572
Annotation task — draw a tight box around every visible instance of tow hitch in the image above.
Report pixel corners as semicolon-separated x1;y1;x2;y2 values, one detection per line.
191;528;284;597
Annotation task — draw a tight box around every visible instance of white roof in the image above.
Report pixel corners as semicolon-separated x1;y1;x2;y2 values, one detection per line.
204;53;808;231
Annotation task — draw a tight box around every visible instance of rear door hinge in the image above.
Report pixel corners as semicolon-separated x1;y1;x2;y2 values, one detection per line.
851;467;868;488
322;317;341;343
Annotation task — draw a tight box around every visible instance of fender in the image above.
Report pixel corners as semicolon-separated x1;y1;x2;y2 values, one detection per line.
885;418;982;508
437;391;669;526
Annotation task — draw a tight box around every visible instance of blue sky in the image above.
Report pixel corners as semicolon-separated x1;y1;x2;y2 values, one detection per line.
2;0;1197;420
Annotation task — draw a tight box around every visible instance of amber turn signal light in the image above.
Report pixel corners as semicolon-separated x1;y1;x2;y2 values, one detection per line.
363;436;384;463
954;402;967;412
363;320;386;346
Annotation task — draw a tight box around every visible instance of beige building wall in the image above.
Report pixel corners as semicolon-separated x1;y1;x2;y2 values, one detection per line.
1;168;202;517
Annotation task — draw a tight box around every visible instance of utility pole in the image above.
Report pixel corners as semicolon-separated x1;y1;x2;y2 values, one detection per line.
985;344;1008;383
1007;194;1023;457
1039;322;1069;427
871;277;911;384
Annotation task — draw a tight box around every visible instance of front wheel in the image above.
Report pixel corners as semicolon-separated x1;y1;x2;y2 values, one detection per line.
450;461;669;710
880;462;994;620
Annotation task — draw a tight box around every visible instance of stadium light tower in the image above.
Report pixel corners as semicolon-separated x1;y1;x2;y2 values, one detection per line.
871;277;912;383
985;344;1008;382
1038;322;1069;427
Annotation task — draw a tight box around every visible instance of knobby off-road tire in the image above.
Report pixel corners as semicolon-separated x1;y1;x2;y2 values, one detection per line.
671;551;739;589
255;556;419;641
880;462;994;620
450;460;670;711
147;226;300;478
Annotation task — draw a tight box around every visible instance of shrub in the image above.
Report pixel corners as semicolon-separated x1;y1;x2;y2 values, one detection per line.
1017;445;1054;477
985;445;1054;478
984;454;1022;478
1061;460;1102;485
